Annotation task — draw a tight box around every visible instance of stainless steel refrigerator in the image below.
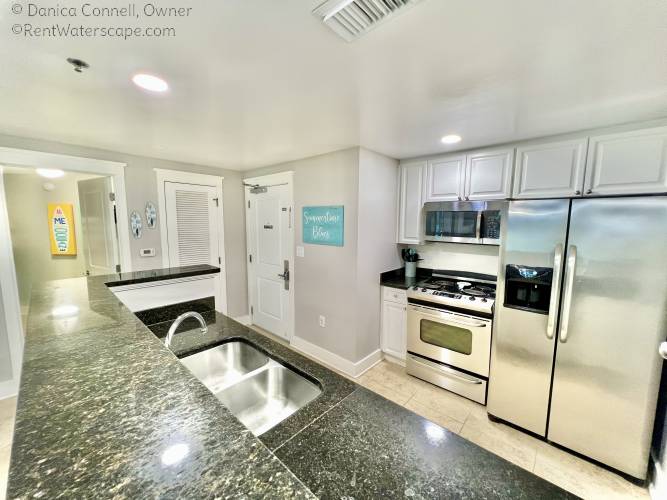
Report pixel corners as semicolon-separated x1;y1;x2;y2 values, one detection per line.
488;196;667;480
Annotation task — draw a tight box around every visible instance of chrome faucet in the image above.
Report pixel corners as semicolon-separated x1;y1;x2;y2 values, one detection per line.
165;311;208;349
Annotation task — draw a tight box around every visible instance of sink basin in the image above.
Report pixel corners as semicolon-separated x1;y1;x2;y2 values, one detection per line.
216;365;321;436
180;341;269;393
180;341;321;436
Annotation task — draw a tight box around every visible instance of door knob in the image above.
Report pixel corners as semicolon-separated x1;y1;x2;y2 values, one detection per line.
659;342;667;360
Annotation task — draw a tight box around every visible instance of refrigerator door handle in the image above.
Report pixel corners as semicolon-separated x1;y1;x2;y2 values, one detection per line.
546;243;564;339
559;245;578;343
659;342;667;360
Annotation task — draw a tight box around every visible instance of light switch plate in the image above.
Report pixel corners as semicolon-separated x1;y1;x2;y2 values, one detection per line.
296;246;305;258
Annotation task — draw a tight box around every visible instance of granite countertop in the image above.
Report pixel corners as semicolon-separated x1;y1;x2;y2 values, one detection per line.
380;267;433;290
9;265;575;499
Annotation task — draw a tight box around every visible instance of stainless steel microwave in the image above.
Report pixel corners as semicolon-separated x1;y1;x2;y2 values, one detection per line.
423;200;507;245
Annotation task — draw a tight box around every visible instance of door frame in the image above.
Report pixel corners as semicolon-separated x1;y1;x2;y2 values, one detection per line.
244;171;295;341
154;168;227;314
0;147;131;399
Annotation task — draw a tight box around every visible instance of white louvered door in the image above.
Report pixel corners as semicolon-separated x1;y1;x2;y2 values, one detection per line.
164;182;219;268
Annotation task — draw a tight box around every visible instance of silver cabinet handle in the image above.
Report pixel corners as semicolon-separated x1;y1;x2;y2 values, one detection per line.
659;342;667;360
546;243;564;339
559;245;577;343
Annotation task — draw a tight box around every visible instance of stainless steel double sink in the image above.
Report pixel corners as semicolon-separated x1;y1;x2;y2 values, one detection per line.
180;341;321;436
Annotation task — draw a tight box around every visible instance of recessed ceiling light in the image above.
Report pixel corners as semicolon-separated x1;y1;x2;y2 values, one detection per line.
36;168;65;179
132;73;169;93
441;134;462;145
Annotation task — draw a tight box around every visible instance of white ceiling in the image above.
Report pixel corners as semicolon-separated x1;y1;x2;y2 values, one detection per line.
1;0;666;171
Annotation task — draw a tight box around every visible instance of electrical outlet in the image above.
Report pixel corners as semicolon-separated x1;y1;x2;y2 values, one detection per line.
318;315;326;328
296;246;305;258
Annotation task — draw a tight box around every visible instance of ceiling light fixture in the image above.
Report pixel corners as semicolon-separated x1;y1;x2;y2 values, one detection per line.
36;168;65;179
441;134;462;145
132;73;169;93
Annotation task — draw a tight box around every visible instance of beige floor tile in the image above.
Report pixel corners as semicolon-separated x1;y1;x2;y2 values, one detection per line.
459;407;538;472
363;361;421;397
0;420;14;451
409;381;477;424
404;398;464;434
0;444;11;500
360;378;413;406
533;441;649;500
0;399;16;423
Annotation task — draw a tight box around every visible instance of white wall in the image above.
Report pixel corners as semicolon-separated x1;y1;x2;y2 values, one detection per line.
401;242;500;276
355;148;401;360
0;133;249;317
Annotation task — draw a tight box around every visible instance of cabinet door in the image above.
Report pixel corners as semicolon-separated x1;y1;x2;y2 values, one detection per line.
381;300;407;360
513;139;588;199
465;149;514;200
397;161;426;244
425;155;465;202
584;126;667;196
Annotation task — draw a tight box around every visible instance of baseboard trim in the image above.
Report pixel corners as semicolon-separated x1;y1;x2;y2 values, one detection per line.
382;352;406;367
233;315;251;326
290;335;382;378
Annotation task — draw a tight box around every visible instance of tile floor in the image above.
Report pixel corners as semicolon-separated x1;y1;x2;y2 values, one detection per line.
0;345;650;500
358;360;650;500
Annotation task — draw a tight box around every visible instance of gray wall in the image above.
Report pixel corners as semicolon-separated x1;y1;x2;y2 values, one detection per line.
0;133;248;318
247;148;361;361
355;149;401;360
246;147;401;364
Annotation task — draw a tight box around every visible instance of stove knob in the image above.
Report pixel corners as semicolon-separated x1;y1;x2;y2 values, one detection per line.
469;296;475;301
481;298;487;303
421;288;428;292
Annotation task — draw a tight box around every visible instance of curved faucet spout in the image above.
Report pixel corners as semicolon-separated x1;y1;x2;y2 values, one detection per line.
165;311;208;349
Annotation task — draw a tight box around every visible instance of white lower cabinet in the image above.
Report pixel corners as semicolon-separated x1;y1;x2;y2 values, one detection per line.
381;287;407;361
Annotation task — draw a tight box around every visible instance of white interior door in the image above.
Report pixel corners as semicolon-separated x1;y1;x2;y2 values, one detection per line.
164;182;219;268
77;176;120;275
247;183;293;339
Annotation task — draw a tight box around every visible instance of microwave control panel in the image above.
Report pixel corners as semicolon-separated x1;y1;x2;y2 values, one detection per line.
482;210;501;239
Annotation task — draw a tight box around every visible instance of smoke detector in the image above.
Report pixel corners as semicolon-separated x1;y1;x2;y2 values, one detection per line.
313;0;422;42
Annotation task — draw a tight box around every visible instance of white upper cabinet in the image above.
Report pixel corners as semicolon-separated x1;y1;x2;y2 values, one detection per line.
584;126;667;196
464;149;514;200
425;155;466;202
397;160;426;244
513;139;588;199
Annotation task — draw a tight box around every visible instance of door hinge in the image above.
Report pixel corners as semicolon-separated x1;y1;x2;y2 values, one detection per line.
108;192;116;202
249;254;252;263
115;264;121;273
213;197;219;207
251;306;254;315
218;256;221;265
248;200;251;209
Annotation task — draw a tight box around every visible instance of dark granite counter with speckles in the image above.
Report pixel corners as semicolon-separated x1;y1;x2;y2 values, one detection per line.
380;267;433;290
9;265;575;499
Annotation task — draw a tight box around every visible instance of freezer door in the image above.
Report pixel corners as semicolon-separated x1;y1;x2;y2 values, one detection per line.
548;196;667;479
488;200;570;435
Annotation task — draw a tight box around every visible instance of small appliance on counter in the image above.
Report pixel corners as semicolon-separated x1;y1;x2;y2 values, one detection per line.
488;196;667;480
406;271;496;404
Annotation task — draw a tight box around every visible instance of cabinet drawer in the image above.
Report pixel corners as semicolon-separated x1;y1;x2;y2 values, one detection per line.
382;286;407;304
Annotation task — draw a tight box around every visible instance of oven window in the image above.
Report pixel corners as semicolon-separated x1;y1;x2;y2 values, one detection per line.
425;211;477;238
420;319;472;355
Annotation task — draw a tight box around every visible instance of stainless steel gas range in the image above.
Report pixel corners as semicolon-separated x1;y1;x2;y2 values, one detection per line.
406;271;496;405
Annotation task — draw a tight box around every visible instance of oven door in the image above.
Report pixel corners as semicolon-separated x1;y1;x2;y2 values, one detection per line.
424;209;481;244
407;304;492;377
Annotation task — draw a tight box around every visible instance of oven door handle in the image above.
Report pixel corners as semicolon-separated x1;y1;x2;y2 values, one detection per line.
409;305;488;328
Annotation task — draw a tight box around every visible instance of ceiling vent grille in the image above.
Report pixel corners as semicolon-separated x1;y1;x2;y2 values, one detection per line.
313;0;422;42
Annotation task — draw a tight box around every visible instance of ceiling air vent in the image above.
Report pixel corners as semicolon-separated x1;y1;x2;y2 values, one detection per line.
313;0;422;42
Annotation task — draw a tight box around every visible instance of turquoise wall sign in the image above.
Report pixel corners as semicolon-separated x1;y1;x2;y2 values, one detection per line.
302;206;344;247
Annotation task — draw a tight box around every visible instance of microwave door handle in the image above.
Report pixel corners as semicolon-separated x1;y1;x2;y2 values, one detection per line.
546;243;564;340
475;211;482;240
559;245;577;343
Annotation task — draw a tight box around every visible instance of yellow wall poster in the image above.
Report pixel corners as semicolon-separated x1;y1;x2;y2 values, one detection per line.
48;203;77;256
